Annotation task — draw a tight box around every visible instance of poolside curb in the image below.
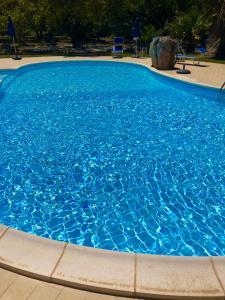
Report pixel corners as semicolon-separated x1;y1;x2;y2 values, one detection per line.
0;226;224;299
0;56;222;89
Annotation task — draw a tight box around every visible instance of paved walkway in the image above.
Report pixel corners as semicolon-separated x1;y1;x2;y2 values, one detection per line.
0;268;141;300
0;56;224;88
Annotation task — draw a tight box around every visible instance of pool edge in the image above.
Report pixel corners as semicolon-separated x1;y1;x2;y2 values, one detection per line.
0;225;224;299
0;57;221;90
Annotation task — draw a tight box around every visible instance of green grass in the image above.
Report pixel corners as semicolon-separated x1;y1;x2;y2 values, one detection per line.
198;56;225;64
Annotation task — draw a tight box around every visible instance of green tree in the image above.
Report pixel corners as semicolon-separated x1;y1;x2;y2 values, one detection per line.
0;0;224;57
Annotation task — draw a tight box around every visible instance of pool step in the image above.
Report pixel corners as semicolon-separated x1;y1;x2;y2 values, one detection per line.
0;75;6;88
217;81;225;101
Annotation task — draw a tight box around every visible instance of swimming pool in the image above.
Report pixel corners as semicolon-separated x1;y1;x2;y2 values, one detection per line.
0;61;224;256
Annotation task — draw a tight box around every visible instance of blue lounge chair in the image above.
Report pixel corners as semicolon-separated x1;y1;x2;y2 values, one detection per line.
176;53;200;65
176;40;200;65
195;47;208;56
112;37;124;58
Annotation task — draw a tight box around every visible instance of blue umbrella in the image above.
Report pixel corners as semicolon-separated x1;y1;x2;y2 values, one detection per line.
132;18;141;40
7;16;18;58
132;18;141;57
7;16;16;37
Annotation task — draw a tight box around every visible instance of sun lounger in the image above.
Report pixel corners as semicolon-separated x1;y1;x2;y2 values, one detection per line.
112;37;124;58
176;53;200;65
195;47;208;56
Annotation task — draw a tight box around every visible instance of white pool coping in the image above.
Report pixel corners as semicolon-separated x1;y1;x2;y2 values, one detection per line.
0;225;224;299
0;58;224;299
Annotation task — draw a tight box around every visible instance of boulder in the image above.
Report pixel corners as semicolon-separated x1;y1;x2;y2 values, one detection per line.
150;36;176;70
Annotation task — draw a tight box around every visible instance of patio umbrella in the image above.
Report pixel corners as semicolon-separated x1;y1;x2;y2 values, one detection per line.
132;18;141;57
7;16;20;59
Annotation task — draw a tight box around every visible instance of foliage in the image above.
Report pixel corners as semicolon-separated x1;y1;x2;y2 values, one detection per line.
166;10;210;51
0;0;224;56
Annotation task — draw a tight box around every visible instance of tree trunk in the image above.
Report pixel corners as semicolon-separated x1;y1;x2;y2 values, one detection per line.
206;25;225;58
206;1;225;58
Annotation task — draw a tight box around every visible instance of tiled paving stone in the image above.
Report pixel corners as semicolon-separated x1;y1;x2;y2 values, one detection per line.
0;275;38;300
27;282;62;300
0;269;18;296
0;268;141;300
54;287;87;300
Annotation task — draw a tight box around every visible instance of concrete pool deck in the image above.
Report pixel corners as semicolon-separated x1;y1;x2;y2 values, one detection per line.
0;55;224;88
0;56;225;299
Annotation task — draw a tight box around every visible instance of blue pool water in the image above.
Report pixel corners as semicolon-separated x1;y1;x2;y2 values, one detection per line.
0;61;224;256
